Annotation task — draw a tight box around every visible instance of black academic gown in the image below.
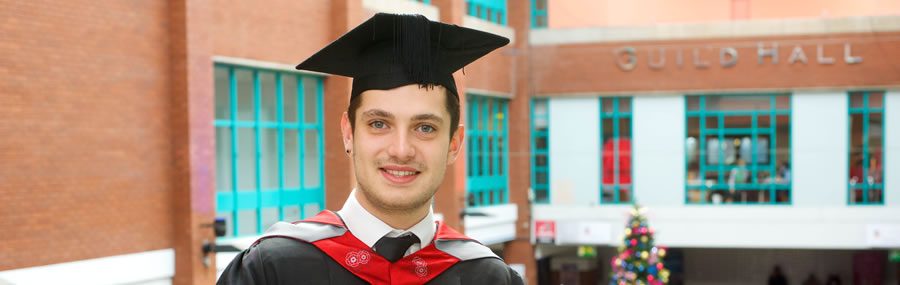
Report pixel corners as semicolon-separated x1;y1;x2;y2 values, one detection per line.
218;211;524;285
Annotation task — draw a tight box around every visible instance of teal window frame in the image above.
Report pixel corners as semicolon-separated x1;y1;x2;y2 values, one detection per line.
532;0;548;28
214;63;325;238
685;94;792;205
466;95;510;207
412;0;431;4
848;91;885;205
531;99;550;204
467;0;507;25
600;97;633;204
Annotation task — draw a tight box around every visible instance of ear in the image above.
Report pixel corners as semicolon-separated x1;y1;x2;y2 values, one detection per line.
341;112;353;156
446;124;465;165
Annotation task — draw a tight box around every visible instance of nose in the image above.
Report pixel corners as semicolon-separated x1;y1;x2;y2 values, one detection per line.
386;129;416;162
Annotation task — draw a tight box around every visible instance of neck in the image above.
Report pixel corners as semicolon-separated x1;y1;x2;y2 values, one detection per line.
354;191;430;230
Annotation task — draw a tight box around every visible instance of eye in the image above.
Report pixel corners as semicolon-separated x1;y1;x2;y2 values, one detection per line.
417;124;436;133
370;121;387;129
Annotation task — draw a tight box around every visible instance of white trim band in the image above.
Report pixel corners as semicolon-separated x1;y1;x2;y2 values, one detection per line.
0;249;175;285
212;56;330;77
362;0;440;21
463;16;516;45
531;15;900;46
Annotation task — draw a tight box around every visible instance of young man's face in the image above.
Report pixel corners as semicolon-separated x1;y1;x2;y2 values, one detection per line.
341;84;464;213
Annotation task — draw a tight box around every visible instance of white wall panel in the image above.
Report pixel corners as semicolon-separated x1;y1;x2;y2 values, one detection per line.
886;90;900;206
792;91;848;206
632;95;685;206
549;97;600;206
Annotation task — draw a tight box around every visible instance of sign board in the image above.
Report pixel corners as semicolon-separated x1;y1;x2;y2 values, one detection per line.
866;224;900;247
555;221;612;245
534;220;556;243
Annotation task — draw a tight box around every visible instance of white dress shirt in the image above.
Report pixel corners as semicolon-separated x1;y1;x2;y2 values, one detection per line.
336;190;436;257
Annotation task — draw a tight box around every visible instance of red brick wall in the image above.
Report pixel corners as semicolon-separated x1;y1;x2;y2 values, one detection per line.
531;32;900;95
0;0;174;270
212;0;334;64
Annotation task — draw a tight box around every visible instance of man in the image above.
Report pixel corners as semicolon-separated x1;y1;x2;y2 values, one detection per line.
217;13;522;284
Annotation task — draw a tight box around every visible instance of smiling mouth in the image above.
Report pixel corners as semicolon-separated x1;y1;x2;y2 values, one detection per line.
379;168;421;184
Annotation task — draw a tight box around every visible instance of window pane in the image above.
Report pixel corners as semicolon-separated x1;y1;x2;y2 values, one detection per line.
487;136;494;175
536;0;547;10
215;66;231;120
533;100;548;116
868;92;884;109
705;116;718;129
535;189;549;203
619;98;632;113
303;130;321;188
486;100;494;131
260;72;277;122
687;96;700;111
602;118;614;142
303;77;318;123
283;205;301;223
849;114;864;184
498;136;505;175
723;116;752;129
237;210;257;236
284;129;300;188
850;93;865;108
261;207;280;231
868;113;883;184
775;95;791;110
758;115;771;128
775;115;791;169
535;136;548;149
216;127;233;192
303;203;320;219
535;172;548;185
618;117;631;138
237;128;257;191
535;154;548;167
260;128;279;189
283;75;299;123
536;15;547;27
705;95;770;111
601;98;615;113
236;69;254;121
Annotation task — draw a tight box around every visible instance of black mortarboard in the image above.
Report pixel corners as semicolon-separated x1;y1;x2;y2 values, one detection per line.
295;13;509;101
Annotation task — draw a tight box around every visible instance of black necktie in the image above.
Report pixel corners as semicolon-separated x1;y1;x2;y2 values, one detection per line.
373;234;420;263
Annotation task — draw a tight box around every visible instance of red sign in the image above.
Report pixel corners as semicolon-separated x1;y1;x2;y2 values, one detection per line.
535;220;556;243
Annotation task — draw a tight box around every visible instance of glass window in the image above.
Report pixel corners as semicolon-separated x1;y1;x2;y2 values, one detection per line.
467;95;510;207
601;97;633;203
685;94;791;205
532;0;548;28
214;64;325;238
531;99;550;204
467;0;508;26
849;91;884;205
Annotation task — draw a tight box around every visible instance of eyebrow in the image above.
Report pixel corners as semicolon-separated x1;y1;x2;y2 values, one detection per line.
360;109;444;124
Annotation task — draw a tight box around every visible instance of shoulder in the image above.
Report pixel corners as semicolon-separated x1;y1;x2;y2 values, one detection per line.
432;221;500;261
439;257;523;285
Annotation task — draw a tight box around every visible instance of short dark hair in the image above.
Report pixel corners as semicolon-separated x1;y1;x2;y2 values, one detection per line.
347;87;460;140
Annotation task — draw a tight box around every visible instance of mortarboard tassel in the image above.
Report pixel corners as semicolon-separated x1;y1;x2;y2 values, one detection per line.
396;14;434;88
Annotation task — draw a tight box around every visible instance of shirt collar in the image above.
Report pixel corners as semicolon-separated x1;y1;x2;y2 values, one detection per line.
336;190;436;250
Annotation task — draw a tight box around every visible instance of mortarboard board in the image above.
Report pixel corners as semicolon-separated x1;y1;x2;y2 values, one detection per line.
295;13;509;101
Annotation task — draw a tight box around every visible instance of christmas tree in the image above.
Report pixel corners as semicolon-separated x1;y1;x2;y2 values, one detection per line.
610;205;669;285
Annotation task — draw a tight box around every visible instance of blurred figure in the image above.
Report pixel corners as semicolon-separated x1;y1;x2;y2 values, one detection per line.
768;265;788;285
802;273;821;285
824;274;842;285
776;162;791;184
